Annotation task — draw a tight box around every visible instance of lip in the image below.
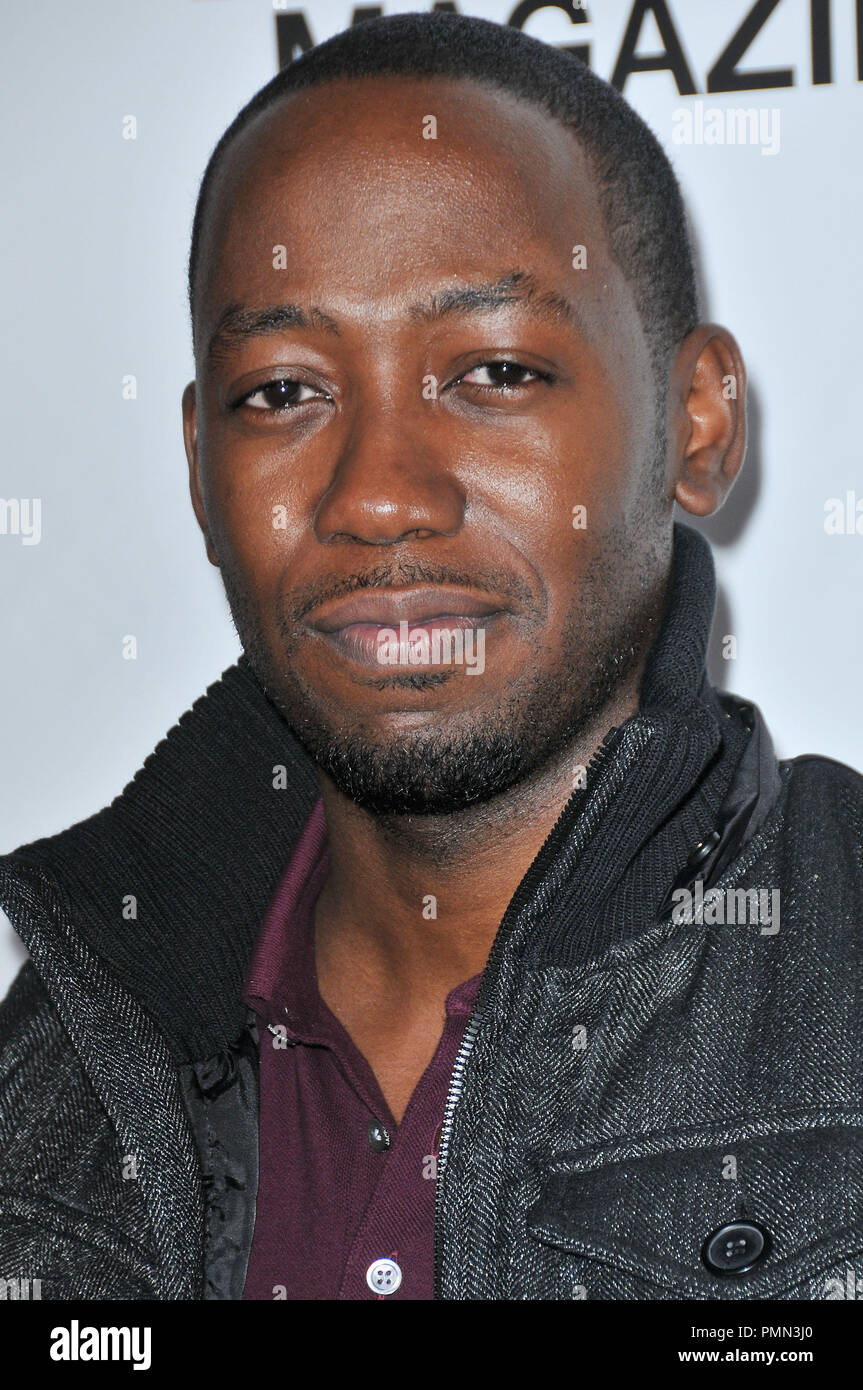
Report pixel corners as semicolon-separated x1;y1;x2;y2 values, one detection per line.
310;586;505;632
307;586;507;672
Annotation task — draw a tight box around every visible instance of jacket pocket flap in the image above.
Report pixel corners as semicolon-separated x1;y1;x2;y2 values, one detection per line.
526;1121;863;1297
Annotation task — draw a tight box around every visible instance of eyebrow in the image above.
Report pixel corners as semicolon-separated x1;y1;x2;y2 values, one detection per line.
204;270;587;368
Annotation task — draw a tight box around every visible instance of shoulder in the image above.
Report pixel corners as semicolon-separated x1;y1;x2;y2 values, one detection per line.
0;958;162;1298
0;944;123;1174
0;956;62;1052
781;751;863;823
764;753;863;918
0;959;100;1138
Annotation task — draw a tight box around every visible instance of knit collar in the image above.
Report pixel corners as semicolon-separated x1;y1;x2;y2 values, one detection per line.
0;521;723;1061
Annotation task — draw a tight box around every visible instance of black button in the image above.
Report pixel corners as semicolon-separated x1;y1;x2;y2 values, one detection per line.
702;1221;770;1275
687;830;721;870
367;1118;391;1153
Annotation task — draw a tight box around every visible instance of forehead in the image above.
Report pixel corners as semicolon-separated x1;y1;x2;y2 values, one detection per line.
194;74;637;367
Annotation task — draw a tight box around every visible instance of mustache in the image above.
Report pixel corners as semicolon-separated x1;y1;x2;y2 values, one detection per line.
284;557;542;624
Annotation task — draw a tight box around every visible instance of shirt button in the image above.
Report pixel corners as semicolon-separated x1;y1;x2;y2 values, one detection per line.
366;1118;391;1152
366;1257;402;1295
702;1222;770;1275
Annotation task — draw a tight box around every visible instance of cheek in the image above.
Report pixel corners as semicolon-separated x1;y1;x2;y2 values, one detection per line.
201;438;312;582
480;398;631;556
500;407;636;634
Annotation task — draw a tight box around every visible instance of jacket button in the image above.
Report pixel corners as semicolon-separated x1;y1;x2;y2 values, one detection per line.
702;1221;770;1275
687;830;721;870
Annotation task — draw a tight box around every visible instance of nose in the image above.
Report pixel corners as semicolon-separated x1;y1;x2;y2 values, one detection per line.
313;397;466;546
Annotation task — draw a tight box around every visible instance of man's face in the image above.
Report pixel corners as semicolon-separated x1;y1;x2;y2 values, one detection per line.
184;75;673;815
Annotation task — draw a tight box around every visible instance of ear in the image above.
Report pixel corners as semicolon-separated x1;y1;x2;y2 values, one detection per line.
182;381;219;566
669;324;747;517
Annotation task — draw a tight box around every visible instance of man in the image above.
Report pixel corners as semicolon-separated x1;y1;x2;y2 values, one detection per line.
1;11;862;1302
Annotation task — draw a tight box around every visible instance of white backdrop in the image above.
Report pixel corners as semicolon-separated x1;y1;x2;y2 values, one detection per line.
2;0;861;992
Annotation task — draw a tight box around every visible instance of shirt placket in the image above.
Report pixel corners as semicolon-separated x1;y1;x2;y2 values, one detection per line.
333;993;477;1300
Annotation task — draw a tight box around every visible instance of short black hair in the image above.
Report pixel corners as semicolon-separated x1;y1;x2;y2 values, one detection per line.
187;10;698;380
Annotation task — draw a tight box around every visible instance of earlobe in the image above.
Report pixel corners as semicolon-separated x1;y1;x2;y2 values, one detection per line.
182;381;220;567
672;325;747;518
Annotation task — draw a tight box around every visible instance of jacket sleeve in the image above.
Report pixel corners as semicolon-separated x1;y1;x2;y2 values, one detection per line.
0;961;162;1299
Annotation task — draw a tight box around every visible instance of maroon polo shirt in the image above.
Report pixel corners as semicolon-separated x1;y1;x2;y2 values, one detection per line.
241;797;482;1300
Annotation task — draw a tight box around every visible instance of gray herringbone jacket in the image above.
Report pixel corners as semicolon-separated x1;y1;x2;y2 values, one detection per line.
1;524;862;1300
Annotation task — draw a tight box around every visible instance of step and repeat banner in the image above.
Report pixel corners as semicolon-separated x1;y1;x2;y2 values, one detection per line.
1;0;861;989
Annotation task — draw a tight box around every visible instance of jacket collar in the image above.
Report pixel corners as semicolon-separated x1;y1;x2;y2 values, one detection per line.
0;659;321;1060
0;522;774;1061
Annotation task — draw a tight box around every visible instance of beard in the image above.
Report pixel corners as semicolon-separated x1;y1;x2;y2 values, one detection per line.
218;507;670;818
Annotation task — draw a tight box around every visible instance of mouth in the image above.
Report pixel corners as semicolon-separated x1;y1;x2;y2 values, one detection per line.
308;586;506;671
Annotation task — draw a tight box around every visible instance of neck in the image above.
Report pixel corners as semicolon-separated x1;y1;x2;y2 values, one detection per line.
314;679;640;999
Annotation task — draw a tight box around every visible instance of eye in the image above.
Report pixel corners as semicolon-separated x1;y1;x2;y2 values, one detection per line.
232;378;328;413
454;359;552;392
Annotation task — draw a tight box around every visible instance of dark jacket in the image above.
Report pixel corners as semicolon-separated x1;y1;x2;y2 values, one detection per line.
2;523;863;1300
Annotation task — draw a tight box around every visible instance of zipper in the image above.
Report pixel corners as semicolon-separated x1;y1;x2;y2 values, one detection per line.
432;719;632;1298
